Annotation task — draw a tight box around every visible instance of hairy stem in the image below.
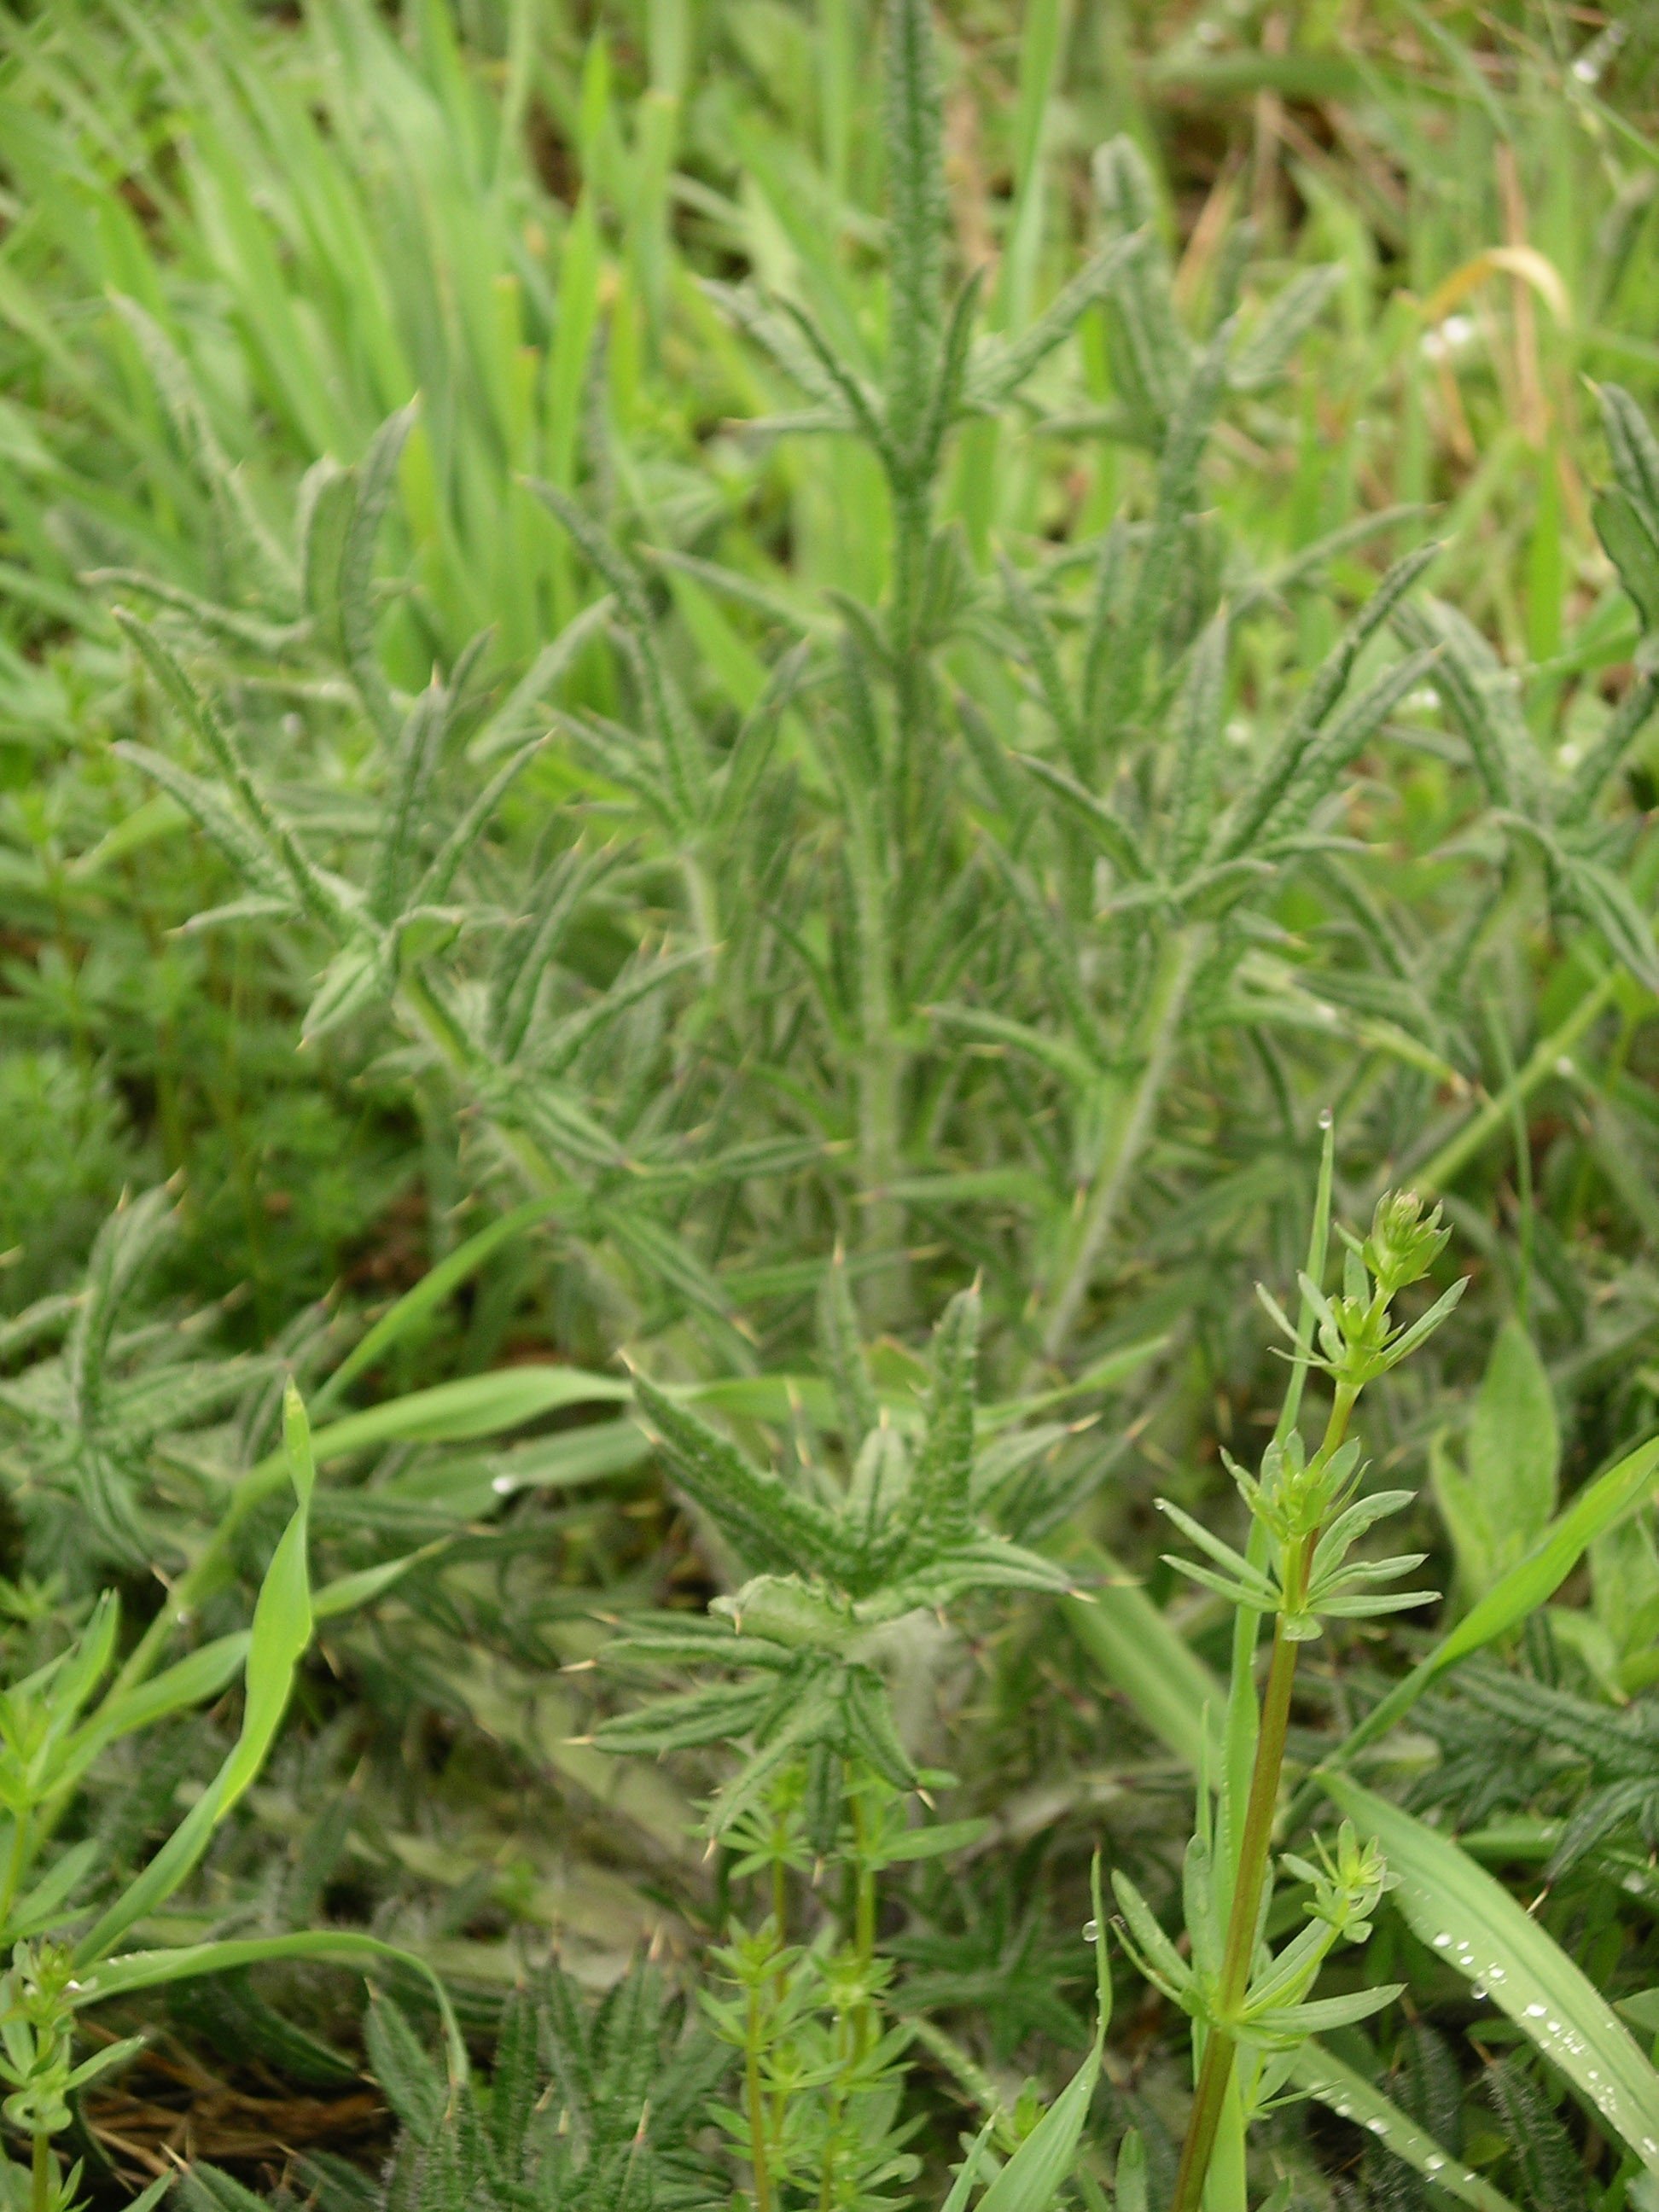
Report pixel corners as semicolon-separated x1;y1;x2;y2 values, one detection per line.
847;707;909;1328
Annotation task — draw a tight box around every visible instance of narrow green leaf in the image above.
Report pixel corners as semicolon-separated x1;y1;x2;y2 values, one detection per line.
1287;2042;1522;2212
311;1545;447;1622
1327;1435;1659;1771
1601;383;1659;532
72;1932;467;2090
310;1198;566;1419
340;406;416;746
74;1383;317;1966
975;1864;1109;2212
55;1635;251;1790
911;1284;980;1552
1467;1318;1559;1551
1221;544;1438;858
1595;486;1659;634
818;1250;881;1447
631;1372;853;1579
4;1840;101;1943
310;1366;630;1460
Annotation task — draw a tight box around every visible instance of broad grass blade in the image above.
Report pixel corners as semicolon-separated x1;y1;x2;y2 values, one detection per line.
309;1365;631;1458
1322;1774;1659;2174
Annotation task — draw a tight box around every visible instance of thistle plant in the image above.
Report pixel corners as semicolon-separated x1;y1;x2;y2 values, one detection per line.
1108;1125;1465;2212
0;1185;272;1577
285;1969;730;2212
590;1266;1075;1837
87;0;1659;1394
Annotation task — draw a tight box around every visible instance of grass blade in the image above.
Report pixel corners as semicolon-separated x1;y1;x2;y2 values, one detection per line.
1287;2042;1522;2212
1320;1774;1659;2174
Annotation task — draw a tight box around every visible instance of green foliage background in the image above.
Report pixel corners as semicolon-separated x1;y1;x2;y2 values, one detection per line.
2;0;1659;2207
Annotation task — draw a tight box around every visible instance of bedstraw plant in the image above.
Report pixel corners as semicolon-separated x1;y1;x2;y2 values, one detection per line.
1115;1128;1462;2211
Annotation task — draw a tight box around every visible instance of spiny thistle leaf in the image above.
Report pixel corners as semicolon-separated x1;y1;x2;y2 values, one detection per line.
630;1374;853;1580
909;1285;980;1557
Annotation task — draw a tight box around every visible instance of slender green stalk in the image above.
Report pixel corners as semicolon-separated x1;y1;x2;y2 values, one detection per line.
1039;925;1206;1366
771;1826;789;2025
744;1979;774;2212
888;483;932;828
32;2127;49;2212
851;1782;878;2062
847;774;908;1327
1414;965;1618;1191
0;1811;32;1935
1223;1115;1336;1871
817;1993;851;2212
1171;1385;1356;2212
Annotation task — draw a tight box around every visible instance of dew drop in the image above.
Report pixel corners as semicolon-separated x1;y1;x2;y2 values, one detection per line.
1424;2157;1445;2174
1366;2119;1388;2136
492;1474;516;1494
1525;2003;1546;2018
1432;1932;1453;1949
1082;1920;1099;1942
1318;1108;1334;1131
